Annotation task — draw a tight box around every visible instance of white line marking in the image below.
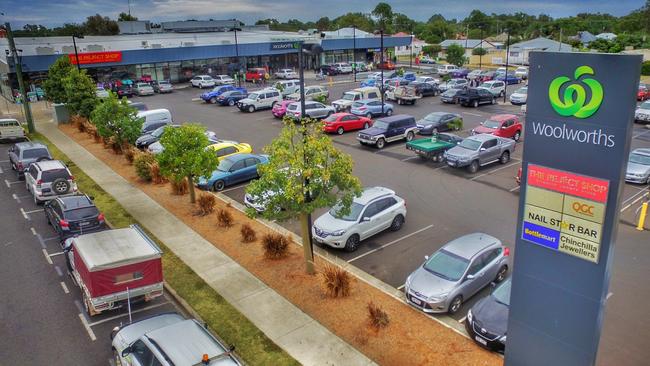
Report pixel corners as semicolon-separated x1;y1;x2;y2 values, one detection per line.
43;236;59;242
4;241;13;246
30;227;37;235
220;184;248;193
633;130;650;139
463;112;483;117
606;292;613;300
20;208;29;220
620;193;648;212
459;316;467;323
54;265;63;277
348;224;435;263
24;209;43;214
509;186;521;192
42;249;53;265
4;180;21;186
0;166;3;174
60;282;70;294
191;97;201;101
433;165;448;171
401;156;419;162
397;284;405;290
49;251;64;258
0;160;8;163
78;313;97;341
12;193;18;200
255;116;273;121
87;302;171;327
622;188;648;206
5;179;10;188
470;162;520;181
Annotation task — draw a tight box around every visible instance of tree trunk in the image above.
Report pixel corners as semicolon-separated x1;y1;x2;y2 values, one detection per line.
187;175;196;203
299;212;315;275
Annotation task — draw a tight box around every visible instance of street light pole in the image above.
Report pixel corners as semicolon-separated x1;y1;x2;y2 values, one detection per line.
353;25;356;82
504;30;511;104
479;28;483;70
72;35;81;72
409;33;413;68
5;22;35;134
380;29;384;116
233;21;240;87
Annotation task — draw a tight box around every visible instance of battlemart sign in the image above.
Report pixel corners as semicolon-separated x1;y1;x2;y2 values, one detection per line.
506;52;641;366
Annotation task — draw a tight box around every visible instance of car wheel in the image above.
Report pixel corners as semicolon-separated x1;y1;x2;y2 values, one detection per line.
376;138;386;149
491;98;496;105
468;160;479;174
199;84;203;89
213;180;226;192
271;101;277;108
344;234;361;252
363;122;370;129
112;349;123;366
386;109;393;116
513;131;521;142
337;127;345;135
448;295;463;315
228;99;235;106
52;178;71;194
406;131;415;142
495;265;508;283
366;113;373;119
435;152;445;162
248;105;255;113
210;97;217;104
500;151;510;164
390;215;404;231
472;100;479;108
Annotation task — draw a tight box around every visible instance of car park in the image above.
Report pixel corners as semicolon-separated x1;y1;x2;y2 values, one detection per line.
639;84;650;101
415;76;440;85
417;112;463;135
440;88;466;104
273;79;301;97
357;114;417;149
286;85;329;101
478;80;506;97
245;68;269;81
458;88;497;108
137;109;173;134
625;148;650;184
353;61;368;72
323;113;372;134
208;141;253;159
274;68;299;79
444;134;516;173
439;78;468;92
25;160;78;203
44;194;106;240
198;153;268;191
514;66;529;79
128;101;148;111
331;87;381;112
409;81;439;97
271;100;293;118
360;78;379;88
386;85;421;105
635;101;650;123
8;141;51;176
312;187;406;252
509;86;528;105
0;118;25;141
334;63;353;73
466;277;511;352
350;100;394;119
404;233;510;314
213;74;235;85
237;88;282;112
151;80;173;93
111;312;241;366
451;68;471;79
190;75;216;88
135;124;179;149
319;64;339;76
95;87;110;99
472;114;523;141
201;85;247;104
134;82;155;96
286;101;335;119
216;90;248;106
406;132;463;162
437;64;459;75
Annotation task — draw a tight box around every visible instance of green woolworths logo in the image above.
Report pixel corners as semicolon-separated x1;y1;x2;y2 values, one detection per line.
548;66;604;119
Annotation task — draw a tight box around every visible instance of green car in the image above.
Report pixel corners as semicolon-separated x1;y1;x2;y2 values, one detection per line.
406;133;463;162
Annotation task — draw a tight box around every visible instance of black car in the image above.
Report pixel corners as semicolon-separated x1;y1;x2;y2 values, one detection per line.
135;124;179;149
319;65;339;76
416;112;463;135
44;194;107;242
356;114;418;149
409;81;439;97
216;90;248;106
114;85;133;98
465;278;510;353
458;88;496;107
440;88;466;104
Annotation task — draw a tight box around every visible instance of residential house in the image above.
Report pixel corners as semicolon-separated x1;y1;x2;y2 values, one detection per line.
506;37;574;65
439;39;501;58
596;33;617;41
570;31;597;46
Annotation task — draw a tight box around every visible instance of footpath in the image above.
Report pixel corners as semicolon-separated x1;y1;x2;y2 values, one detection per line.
36;116;376;366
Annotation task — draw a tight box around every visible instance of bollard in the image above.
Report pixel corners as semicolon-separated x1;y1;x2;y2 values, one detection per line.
637;201;648;231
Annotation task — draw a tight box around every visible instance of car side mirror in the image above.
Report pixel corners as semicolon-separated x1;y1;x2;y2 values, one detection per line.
480;148;486;152
121;346;132;357
501;126;507;129
361;216;371;222
424;255;429;261
490;281;496;288
466;274;476;280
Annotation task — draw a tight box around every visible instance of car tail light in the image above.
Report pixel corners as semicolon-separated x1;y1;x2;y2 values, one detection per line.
17;162;23;170
98;213;105;223
504;247;510;256
59;220;70;229
36;179;42;188
358;107;367;110
69;175;75;181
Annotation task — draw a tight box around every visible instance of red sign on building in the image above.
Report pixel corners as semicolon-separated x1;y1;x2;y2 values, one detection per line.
68;51;122;65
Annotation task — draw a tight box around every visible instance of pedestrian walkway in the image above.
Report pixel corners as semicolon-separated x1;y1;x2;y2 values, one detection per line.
37;119;376;366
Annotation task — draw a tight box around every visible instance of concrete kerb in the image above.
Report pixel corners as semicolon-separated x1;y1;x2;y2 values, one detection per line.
212;191;472;340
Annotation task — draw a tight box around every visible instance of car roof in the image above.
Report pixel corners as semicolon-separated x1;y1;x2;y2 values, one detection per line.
443;233;501;260
58;194;94;210
631;148;650;157
35;160;67;171
354;87;378;92
468;133;498;142
15;141;47;149
223;153;259;162
489;114;517;121
353;186;397;205
377;114;414;123
137;109;170;117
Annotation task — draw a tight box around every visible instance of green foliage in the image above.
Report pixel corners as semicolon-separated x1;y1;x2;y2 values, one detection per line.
447;118;463;131
118;12;138;21
372;2;394;32
91;92;142;149
63;69;99;118
396;68;405;77
134;152;156;182
445;44;467;67
642;61;650;76
43;57;74;103
83;14;119;35
421;45;442;56
472;47;487;56
245;118;362;222
312;94;328;104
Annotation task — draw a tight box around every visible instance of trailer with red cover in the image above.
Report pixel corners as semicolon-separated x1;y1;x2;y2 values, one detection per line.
64;225;163;316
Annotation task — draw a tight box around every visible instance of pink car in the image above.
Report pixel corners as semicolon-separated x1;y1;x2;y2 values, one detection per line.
272;100;294;118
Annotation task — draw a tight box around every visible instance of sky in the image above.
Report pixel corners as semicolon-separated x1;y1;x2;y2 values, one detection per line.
1;0;645;27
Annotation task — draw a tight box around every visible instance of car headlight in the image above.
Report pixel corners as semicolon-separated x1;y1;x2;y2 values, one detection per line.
428;292;449;302
467;309;473;324
405;275;412;289
330;230;346;236
371;136;378;140
500;335;507;343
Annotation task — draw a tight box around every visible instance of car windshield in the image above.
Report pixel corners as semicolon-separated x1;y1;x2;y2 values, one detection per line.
137;83;148;88
352;102;364;108
248;93;259;99
216;159;234;172
372;121;389;129
287;104;298;111
324;115;338;122
159;81;170;85
65;207;99;220
151;126;168;138
41;169;71;182
23;148;49;159
492;278;512;306
641;101;650;109
479;83;492;88
459;138;482;151
424;113;444;123
629;153;650;165
515;87;528;94
342;93;357;101
482;120;501;129
423;250;469;282
329;202;364;221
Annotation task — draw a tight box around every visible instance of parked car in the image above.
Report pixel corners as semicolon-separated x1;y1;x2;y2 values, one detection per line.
440;88;466;104
237;88;282;112
495;73;520;85
467;70;483;80
213;74;235;85
323;113;372;134
458;88;497;108
133;82;154;96
472;114;523;141
44;194;107;240
274;68;298;79
271;100;293;118
151;80;173;93
437;64;459;75
198;153;269;191
111;312;241;366
273;79;301;96
415;76;440;85
201;85;247;104
25;160;78;203
8;141;51;176
0;118;25;142
312;187;406;251
444;134;516;173
639;84;650;101
332;87;381;112
353;61;368;72
135;124;179;149
377;60;396;70
404;232;510;314
95;87;110;99
390;85;422;105
128;101;148;111
402;72;417;82
451;68;471;79
334;62;353;74
478;70;497;82
478;80;506;97
439;78;468;92
319;64;339;76
286;85;329;101
635;101;650;123
409;81;439;97
208;141;253;159
190;75;216;88
509;86;528;105
625;148;650;184
148;130;219;154
419;55;436;64
114;85;133;98
357;114;417;149
406;132;463;162
137;109;173;134
417;112;462;135
360;78;379;88
514;66;529;80
286;101;335;120
350;100;394;119
466;277;511;352
215;90;248;106
245;68;269;81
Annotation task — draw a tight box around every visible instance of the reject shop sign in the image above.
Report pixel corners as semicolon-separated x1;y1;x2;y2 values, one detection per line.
506;52;641;366
69;51;122;65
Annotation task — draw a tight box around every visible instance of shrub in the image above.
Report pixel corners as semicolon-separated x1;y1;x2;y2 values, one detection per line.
134;152;155;181
313;94;328;104
321;264;351;298
169;176;188;194
196;193;216;216
124;147;137;164
149;161;166;184
240;224;257;243
109;137;122;154
367;302;389;330
216;208;234;228
73;115;87;132
261;233;289;259
642;61;650;76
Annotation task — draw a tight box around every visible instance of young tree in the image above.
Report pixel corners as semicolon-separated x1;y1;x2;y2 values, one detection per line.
372;2;394;32
91;92;142;152
63;68;99;118
157;124;219;203
472;47;487;56
118;12;138;21
43;56;74;103
245;118;362;274
445;44;467;67
83;14;119;35
422;44;442;57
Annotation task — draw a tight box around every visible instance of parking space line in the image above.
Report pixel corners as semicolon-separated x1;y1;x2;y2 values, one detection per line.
397;284;405;290
43;236;59;242
4;179;22;187
87;301;171;327
633;130;650;139
433;165;448;171
374;144;406;154
49;251;64;258
0;160;8;163
462;112;484;117
20;208;30;220
458;316;467;323
622;188;648;206
255;116;274;121
24;209;43;214
348;224;434;263
621;191;648;212
54;265;63;277
220;184;248;193
509;186;521;192
30;227;37;235
60;281;70;294
78;313;97;341
400;156;419;162
42;249;53;265
469;162;520;181
0;166;3;174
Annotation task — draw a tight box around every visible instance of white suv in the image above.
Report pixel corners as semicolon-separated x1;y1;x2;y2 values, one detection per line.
25;160;78;204
437;64;459;75
312;187;407;251
478;80;506;97
190;75;216;88
274;69;298;79
213;75;235;85
334;63;353;74
237;88;282;112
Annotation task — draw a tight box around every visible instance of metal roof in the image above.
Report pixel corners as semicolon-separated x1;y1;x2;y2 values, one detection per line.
440;39;496;49
509;37;573;52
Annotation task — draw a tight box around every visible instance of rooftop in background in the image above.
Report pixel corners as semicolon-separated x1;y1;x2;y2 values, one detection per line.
440;39;502;49
322;27;372;38
509;37;574;52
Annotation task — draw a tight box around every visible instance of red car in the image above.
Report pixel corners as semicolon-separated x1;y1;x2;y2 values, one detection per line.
246;68;269;81
377;60;395;70
472;114;523;142
638;84;650;101
323;113;373;134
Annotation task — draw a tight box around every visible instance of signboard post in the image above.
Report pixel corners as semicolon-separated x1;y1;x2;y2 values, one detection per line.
505;52;641;365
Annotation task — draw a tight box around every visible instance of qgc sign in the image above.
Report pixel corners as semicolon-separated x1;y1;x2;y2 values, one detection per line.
548;66;604;119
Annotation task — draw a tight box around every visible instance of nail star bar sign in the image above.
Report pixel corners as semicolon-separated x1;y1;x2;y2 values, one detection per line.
505;52;641;366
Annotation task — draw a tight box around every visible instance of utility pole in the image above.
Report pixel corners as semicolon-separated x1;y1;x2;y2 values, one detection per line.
380;29;385;116
72;35;82;72
504;30;511;104
558;28;563;51
233;21;240;87
409;32;413;68
5;22;35;134
353;25;356;82
479;27;483;70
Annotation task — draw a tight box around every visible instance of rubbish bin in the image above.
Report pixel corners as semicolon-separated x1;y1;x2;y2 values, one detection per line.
52;103;70;124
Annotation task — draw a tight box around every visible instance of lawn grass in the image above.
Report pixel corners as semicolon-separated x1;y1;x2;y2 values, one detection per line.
30;132;299;366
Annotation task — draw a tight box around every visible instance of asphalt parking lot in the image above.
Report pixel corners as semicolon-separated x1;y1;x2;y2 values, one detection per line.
115;74;649;364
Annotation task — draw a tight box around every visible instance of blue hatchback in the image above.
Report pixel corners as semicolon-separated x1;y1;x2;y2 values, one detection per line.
216;90;248;106
198;153;269;191
350;99;394;118
201;85;247;103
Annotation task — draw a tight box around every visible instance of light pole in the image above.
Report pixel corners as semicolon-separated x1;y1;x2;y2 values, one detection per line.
72;34;84;72
479;27;483;70
409;33;413;68
5;22;35;134
232;20;241;87
504;30;511;104
379;29;385;115
353;25;356;82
